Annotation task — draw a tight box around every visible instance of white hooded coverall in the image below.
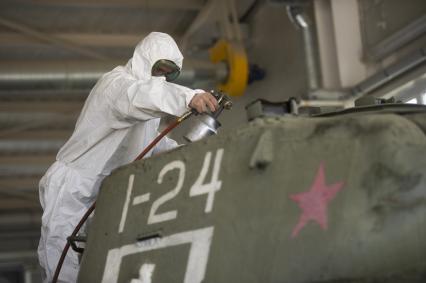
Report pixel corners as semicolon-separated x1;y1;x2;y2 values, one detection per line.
38;32;203;282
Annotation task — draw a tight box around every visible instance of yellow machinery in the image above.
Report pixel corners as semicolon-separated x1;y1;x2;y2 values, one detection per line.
209;39;248;97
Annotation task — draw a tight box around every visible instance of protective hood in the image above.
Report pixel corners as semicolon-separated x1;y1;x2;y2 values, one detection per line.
129;32;184;80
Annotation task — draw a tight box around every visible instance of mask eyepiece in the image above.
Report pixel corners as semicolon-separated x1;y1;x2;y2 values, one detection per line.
151;59;181;82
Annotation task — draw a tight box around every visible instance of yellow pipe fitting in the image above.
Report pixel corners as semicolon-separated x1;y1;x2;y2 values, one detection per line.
209;39;248;97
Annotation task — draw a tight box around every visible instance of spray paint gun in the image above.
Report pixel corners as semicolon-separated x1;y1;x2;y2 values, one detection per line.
184;90;233;142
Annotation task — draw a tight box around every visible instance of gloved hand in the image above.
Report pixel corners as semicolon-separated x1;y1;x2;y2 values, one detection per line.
189;92;219;113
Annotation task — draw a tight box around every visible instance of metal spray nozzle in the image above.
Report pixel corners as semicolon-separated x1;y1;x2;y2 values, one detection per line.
184;90;232;142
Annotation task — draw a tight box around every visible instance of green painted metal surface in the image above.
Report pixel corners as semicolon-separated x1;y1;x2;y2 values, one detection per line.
79;110;426;283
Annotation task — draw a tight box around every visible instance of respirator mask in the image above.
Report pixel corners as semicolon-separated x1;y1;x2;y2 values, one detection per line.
151;59;181;82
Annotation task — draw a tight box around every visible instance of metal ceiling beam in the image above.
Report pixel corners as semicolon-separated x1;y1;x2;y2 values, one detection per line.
180;0;219;50
351;47;426;97
366;12;426;61
22;0;204;10
0;16;109;60
0;33;151;48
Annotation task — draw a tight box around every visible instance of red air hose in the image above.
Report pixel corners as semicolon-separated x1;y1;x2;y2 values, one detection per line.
52;110;193;283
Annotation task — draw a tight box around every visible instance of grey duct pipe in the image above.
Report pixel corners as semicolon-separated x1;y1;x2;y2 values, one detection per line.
0;61;112;91
287;5;321;91
0;60;227;91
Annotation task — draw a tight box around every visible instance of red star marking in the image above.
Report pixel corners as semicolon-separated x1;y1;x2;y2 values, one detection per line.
290;162;344;238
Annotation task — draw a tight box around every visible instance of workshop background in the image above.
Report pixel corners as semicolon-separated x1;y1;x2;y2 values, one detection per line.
0;0;425;282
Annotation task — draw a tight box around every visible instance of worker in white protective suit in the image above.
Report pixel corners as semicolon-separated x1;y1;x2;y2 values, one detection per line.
38;32;218;282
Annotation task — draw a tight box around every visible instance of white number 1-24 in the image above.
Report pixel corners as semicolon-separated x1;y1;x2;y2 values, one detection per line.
119;148;225;232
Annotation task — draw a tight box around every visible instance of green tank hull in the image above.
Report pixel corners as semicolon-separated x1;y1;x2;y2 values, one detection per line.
79;106;426;282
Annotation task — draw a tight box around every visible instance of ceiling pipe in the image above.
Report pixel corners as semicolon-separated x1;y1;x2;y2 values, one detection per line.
287;3;321;91
284;2;350;101
0;16;109;61
180;0;218;51
0;60;227;91
0;61;116;91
